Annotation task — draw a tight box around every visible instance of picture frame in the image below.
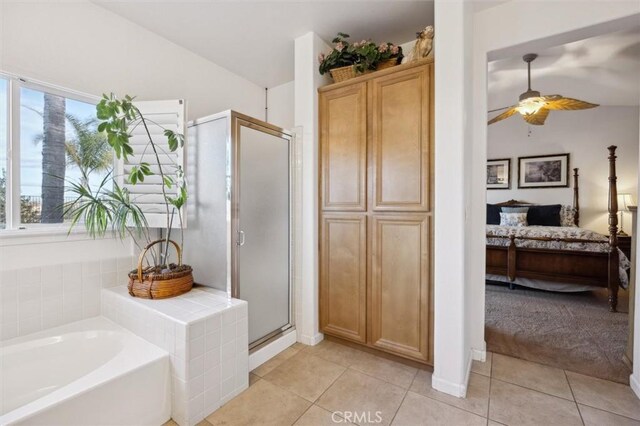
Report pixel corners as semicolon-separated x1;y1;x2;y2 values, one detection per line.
487;158;511;190
518;153;570;188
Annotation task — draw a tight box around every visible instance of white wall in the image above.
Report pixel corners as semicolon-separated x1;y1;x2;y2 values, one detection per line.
294;32;330;346
487;106;639;234
469;0;640;397
268;81;294;130
0;1;265;121
432;0;474;398
0;0;269;263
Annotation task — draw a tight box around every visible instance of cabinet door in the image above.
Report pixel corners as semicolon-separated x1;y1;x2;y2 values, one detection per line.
320;214;367;343
320;83;367;211
370;215;430;361
371;65;431;212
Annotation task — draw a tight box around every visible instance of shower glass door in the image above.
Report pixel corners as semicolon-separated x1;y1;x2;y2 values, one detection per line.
236;120;292;348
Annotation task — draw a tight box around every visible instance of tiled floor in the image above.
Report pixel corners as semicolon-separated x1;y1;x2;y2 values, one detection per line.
164;341;640;426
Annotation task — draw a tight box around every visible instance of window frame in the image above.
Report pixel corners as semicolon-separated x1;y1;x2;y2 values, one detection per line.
1;72;104;233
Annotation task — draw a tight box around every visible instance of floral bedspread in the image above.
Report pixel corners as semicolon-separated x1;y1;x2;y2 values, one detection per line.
486;225;630;288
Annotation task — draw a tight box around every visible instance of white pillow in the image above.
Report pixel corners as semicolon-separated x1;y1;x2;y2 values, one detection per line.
500;212;528;227
560;205;577;227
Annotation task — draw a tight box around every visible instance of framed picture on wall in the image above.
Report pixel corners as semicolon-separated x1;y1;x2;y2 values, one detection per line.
487;158;511;190
518;153;570;188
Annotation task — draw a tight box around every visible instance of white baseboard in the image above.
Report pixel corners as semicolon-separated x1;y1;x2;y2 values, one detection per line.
299;332;324;346
471;342;487;362
631;373;640;399
249;330;297;371
431;375;468;398
431;350;473;398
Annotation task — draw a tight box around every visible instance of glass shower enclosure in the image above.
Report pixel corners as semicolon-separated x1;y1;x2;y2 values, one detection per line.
184;111;296;349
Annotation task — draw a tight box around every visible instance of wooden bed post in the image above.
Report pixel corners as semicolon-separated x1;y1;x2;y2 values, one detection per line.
508;234;517;286
608;145;620;312
573;168;580;226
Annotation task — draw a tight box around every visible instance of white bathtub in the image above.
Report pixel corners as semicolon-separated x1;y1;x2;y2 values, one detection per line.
0;317;171;425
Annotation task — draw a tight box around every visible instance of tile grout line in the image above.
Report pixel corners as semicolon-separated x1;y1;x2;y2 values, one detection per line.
487;355;493;425
386;369;418;425
388;388;410;426
313;366;350;406
489;376;576;403
565;369;585;426
289;404;314;426
573;400;640;423
406;374;488;419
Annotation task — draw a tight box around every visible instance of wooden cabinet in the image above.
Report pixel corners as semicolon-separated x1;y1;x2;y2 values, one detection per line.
319;60;434;365
371;66;431;212
319;83;368;211
320;214;368;343
370;215;430;361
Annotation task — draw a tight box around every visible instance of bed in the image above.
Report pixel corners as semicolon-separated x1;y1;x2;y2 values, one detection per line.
486;146;629;312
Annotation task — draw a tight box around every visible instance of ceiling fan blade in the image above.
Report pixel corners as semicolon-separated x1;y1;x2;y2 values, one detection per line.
522;108;549;125
488;107;518;125
542;96;599;111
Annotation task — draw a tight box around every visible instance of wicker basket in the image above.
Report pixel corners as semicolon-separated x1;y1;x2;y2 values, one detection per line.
330;65;357;83
128;239;193;299
377;58;399;71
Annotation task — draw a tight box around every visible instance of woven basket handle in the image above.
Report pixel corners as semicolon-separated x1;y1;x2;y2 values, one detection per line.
136;239;182;283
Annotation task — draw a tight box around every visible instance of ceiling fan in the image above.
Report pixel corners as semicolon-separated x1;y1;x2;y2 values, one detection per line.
488;53;599;125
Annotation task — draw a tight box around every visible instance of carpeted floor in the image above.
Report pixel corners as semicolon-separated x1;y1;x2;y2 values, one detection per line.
485;282;631;384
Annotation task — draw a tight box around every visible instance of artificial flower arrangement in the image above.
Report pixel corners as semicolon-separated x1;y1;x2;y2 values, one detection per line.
376;42;403;68
318;33;403;82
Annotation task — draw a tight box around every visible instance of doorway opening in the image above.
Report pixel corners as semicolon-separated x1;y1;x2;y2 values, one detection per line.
483;27;640;384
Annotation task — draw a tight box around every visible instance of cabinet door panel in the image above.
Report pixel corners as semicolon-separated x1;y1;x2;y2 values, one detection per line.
320;83;367;211
320;214;367;343
370;215;430;361
371;66;431;211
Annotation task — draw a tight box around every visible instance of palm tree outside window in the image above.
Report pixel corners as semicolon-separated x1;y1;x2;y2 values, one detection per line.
0;76;112;230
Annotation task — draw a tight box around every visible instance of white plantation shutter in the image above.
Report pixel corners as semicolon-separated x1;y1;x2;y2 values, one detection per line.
116;99;186;228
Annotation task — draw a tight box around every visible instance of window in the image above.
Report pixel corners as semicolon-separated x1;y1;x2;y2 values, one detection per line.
1;75;112;231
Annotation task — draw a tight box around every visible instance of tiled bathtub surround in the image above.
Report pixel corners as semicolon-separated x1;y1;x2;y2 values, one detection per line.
102;285;249;426
0;255;136;341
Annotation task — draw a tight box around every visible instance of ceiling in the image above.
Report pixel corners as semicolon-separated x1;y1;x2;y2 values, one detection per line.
488;27;640;111
94;1;434;88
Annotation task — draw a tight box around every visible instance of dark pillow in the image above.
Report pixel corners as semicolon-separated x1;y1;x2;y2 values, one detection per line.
527;204;562;226
487;204;501;225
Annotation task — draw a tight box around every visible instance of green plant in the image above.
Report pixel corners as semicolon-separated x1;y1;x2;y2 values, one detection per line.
351;39;380;72
318;33;405;76
318;33;361;75
65;94;187;271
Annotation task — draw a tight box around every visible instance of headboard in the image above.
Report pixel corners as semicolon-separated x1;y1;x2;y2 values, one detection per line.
494;168;580;226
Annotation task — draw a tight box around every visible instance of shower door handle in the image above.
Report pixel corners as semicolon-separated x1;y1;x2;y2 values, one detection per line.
237;230;246;246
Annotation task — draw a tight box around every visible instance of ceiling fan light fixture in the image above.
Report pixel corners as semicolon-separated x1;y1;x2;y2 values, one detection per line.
516;97;545;116
487;52;599;126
